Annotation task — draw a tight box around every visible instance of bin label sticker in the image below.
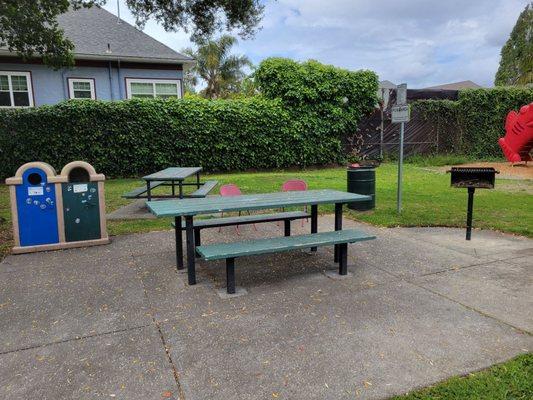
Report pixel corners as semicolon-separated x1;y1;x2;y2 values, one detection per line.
73;184;88;193
28;186;43;196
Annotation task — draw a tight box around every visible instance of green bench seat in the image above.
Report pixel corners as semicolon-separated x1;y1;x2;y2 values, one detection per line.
196;229;376;293
189;180;218;197
172;211;309;231
172;211;310;254
122;181;165;199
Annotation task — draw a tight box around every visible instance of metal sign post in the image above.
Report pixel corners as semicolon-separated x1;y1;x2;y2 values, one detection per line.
391;84;409;214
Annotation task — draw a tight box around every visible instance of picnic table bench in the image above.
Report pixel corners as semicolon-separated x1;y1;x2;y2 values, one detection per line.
196;229;376;293
122;167;218;201
147;190;375;293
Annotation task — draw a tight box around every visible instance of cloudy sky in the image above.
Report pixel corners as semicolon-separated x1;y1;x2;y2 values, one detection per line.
103;0;529;88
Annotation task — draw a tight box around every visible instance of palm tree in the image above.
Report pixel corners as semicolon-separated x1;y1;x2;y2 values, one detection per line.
183;35;252;99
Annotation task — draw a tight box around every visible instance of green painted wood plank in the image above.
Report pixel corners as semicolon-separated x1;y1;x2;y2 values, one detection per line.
196;229;376;260
171;211;309;229
147;189;370;217
122;180;166;198
189;180;218;197
143;167;202;181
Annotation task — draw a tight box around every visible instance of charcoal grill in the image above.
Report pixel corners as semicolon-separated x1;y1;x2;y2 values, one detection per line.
447;167;499;240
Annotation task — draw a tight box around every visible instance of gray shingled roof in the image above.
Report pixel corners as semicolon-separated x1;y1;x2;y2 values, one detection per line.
423;80;483;90
55;6;193;63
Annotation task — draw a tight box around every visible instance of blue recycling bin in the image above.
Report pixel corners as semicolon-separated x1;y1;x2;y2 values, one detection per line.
6;162;61;253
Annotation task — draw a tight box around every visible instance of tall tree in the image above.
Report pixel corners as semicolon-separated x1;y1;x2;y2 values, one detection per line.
0;0;263;69
182;35;252;99
494;2;533;86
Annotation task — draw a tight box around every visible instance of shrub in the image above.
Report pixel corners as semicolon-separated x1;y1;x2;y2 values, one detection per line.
0;97;344;179
413;87;533;158
0;58;379;179
255;57;378;141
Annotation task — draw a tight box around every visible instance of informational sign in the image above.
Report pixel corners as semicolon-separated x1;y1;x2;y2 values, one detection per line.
73;184;88;193
396;83;407;105
28;186;44;196
392;105;411;123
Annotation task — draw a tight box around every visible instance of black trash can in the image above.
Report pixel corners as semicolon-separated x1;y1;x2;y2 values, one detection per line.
347;166;375;210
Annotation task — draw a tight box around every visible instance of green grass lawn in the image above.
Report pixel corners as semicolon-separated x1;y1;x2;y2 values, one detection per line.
392;353;532;400
1;163;532;253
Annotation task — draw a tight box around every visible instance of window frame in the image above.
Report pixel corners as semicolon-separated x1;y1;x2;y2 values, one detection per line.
125;78;182;100
67;78;96;100
0;71;34;108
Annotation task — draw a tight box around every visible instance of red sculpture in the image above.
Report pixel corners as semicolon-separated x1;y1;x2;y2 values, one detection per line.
498;102;533;164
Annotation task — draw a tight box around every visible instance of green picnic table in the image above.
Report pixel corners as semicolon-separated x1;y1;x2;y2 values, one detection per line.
147;189;371;286
123;167;218;201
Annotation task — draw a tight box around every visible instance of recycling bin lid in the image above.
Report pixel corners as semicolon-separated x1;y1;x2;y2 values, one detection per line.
5;162;62;185
57;161;105;183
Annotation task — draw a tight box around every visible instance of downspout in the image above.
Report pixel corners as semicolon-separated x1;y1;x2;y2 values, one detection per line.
108;61;114;100
117;58;122;99
61;68;69;100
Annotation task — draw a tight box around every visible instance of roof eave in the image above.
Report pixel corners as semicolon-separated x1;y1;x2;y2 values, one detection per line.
0;49;196;67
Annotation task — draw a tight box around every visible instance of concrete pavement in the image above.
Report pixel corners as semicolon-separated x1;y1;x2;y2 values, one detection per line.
0;216;531;399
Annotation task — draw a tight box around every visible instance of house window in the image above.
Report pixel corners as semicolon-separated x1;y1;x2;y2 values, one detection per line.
0;71;34;107
68;78;96;99
126;78;181;99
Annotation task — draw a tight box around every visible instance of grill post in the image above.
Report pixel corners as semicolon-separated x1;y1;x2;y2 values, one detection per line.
466;187;475;241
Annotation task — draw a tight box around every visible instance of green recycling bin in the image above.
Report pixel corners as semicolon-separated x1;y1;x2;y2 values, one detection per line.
58;161;109;244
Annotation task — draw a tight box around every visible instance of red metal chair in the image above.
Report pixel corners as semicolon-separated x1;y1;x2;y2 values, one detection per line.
281;179;308;226
219;184;256;233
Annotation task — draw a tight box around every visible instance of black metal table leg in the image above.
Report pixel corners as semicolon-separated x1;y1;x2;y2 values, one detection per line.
179;181;183;199
146;181;151;202
334;203;343;262
284;220;291;237
466;187;475;241
196;172;201;189
175;216;183;270
171;180;175;197
194;228;201;249
311;204;318;251
339;243;348;275
226;257;236;294
185;216;196;285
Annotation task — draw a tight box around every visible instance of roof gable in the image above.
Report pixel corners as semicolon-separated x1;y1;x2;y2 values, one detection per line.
56;6;193;63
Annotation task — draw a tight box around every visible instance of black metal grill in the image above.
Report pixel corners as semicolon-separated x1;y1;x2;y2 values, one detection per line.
447;167;499;240
448;167;498;189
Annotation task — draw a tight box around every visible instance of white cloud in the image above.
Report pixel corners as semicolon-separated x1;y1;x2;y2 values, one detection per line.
103;0;530;87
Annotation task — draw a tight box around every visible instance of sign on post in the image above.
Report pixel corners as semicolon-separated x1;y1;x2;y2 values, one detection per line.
391;104;410;123
393;83;408;214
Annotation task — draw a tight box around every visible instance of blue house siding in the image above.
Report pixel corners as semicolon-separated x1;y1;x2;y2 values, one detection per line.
0;61;183;106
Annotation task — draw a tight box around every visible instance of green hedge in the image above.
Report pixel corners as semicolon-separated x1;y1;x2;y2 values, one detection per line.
255;58;378;143
0;58;378;179
0;97;322;178
414;87;533;158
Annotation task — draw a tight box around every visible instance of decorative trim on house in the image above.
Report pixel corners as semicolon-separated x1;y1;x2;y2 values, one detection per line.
124;77;182;99
0;70;35;108
0;56;184;70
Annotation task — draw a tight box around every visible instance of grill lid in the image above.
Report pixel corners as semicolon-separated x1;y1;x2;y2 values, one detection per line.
447;167;500;174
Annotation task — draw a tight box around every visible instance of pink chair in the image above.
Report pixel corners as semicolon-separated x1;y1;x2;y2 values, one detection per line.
219;184;256;233
281;179;308;226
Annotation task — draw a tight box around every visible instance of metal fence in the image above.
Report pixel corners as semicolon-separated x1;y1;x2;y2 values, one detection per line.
347;89;458;159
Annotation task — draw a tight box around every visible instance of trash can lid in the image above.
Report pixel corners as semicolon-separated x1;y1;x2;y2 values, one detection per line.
5;162;61;185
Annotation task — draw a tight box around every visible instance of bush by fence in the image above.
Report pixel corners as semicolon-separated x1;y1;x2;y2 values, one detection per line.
414;87;533;158
0;58;378;179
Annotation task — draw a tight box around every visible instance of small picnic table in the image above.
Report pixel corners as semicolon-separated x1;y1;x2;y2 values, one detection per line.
147;189;370;286
142;167;202;201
